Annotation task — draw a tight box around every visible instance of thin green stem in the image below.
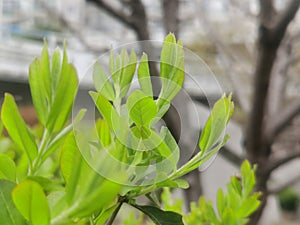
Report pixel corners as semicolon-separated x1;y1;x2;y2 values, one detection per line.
29;129;51;175
127;184;156;199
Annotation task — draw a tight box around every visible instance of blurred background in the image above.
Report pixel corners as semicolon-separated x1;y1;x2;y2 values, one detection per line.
0;0;300;224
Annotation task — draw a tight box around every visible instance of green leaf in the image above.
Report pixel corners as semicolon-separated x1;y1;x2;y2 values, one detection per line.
126;90;157;127
46;47;78;132
0;154;16;181
27;176;60;193
61;132;121;214
1;93;38;165
40;40;51;104
241;160;256;196
110;49;137;98
29;58;48;125
69;179;121;218
159;34;184;107
28;41;52;125
51;47;61;93
231;176;242;196
113;49;125;86
203;202;219;225
199;94;234;152
216;188;225;217
0;180;26;225
90;91;120;130
60;131;123;219
150;101;170;126
109;50;115;83
47;191;67;219
173;134;230;179
157;179;189;189
120;50;137;97
93;61;115;101
160;34;176;81
133;204;184;225
60;133;79;186
160;126;180;166
96;119;111;147
138;53;152;96
236;193;261;218
12;180;50;225
222;208;236;225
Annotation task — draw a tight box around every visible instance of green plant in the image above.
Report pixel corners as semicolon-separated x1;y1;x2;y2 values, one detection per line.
123;161;261;225
278;188;299;212
0;34;235;225
184;160;260;225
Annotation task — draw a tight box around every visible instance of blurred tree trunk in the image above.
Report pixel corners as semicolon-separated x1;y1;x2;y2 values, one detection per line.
162;0;179;36
161;0;203;205
246;1;300;224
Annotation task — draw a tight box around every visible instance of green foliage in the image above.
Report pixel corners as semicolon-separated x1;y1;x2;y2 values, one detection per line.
184;161;261;225
0;154;16;181
0;33;239;225
278;188;299;212
0;180;25;225
1;93;38;168
122;160;260;225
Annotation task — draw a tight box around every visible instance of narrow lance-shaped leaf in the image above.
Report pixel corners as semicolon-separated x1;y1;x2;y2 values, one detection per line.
60;132;81;187
29;58;48;125
138;53;153;96
12;180;50;225
51;47;61;94
109;50;117;84
216;188;226;218
150;101;170;126
60;132;95;207
1;94;38;165
90;91;120;130
46;46;78;132
0;180;26;225
158;33;184;108
112;51;125;89
160;33;176;81
236;193;261;218
120;50;137;97
96;119;111;147
199;94;234;152
93;61;115;101
160;126;180;168
241;160;256;196
222;208;236;225
40;40;51;104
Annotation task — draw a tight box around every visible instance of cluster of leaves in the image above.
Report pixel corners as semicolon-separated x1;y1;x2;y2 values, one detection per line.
184;161;261;225
0;34;235;225
124;161;261;225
